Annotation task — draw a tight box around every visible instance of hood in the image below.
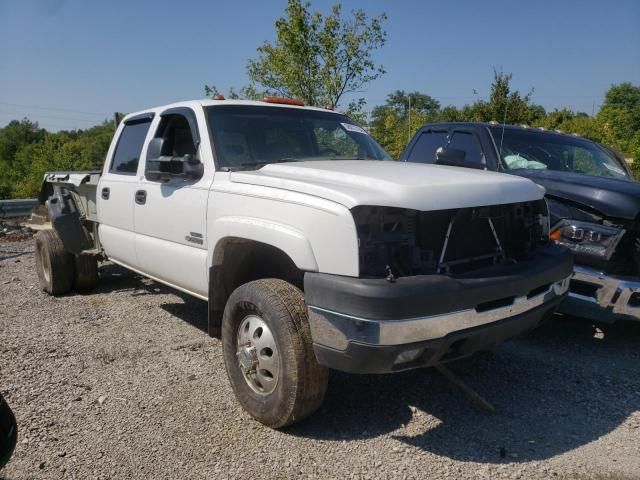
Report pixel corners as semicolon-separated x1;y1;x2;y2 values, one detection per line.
230;161;544;211
512;169;640;220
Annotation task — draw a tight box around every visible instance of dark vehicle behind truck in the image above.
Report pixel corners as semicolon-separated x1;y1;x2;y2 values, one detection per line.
0;392;17;470
401;122;640;323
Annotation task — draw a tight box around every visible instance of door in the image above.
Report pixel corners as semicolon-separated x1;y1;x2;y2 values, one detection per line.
404;128;449;164
133;107;213;298
444;129;487;168
97;113;153;266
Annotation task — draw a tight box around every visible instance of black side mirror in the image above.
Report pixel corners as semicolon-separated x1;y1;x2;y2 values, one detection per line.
435;147;484;169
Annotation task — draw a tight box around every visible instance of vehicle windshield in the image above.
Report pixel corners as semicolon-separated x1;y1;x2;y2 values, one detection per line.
491;127;629;179
206;105;391;169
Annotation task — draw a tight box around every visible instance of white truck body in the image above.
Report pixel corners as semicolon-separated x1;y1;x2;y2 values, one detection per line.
36;98;572;427
96;100;544;298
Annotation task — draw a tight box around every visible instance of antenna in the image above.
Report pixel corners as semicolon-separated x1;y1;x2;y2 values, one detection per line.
408;95;412;142
498;100;508;157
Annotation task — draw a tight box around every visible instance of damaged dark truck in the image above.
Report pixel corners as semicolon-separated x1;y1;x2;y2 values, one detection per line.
35;99;572;427
402;122;640;323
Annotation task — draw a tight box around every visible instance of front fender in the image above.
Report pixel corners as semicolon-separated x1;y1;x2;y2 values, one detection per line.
209;216;318;271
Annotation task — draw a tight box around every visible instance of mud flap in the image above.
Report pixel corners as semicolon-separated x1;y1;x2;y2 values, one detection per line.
47;187;92;255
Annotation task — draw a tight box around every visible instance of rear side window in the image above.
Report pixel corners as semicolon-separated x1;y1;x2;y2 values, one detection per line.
110;119;152;174
448;131;484;164
407;131;448;163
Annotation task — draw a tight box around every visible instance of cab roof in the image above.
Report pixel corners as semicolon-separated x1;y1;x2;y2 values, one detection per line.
123;98;339;123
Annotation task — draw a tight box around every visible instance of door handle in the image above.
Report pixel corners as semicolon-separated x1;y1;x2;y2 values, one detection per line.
135;190;147;205
101;187;110;200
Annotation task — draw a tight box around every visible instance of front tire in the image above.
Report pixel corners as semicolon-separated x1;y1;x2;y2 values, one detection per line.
222;279;328;428
34;229;74;296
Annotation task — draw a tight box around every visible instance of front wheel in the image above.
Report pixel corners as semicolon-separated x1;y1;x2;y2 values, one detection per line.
221;279;328;428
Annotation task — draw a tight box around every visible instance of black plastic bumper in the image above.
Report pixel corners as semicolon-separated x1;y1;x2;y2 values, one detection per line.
304;244;572;374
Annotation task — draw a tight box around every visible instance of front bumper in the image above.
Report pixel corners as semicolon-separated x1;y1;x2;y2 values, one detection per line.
304;244;573;373
559;265;640;322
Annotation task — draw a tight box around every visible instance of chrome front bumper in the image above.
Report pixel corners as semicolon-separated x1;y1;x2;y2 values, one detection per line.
308;278;570;350
559;265;640;322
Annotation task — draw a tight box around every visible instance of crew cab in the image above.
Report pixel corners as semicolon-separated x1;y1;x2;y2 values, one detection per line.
35;100;572;427
402;122;640;323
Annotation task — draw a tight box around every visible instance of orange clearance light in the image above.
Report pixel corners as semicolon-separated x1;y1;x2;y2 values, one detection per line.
550;229;562;241
263;96;305;106
212;94;225;100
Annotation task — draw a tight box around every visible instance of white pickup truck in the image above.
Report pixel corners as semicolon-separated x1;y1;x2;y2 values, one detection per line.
35;97;572;427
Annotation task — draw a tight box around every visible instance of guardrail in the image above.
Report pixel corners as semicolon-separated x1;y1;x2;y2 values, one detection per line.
0;199;39;219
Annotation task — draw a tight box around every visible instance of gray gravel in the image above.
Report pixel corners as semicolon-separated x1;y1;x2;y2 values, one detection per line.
1;238;639;479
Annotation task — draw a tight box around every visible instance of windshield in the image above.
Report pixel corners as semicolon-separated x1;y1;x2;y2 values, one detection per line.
491;127;628;179
206;105;391;169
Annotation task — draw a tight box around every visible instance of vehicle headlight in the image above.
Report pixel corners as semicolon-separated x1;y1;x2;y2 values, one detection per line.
550;220;625;260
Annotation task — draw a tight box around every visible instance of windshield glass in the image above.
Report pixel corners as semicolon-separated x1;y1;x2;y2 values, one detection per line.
206;105;391;169
491;127;628;179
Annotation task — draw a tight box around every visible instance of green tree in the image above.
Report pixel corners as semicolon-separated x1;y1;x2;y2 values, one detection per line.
468;69;535;124
369;90;440;158
245;0;387;108
0;119;46;197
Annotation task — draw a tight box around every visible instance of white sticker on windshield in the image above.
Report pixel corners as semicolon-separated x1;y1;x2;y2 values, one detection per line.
341;122;367;134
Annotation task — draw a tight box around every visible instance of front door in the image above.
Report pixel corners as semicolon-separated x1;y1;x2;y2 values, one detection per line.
97;114;153;267
133;107;213;298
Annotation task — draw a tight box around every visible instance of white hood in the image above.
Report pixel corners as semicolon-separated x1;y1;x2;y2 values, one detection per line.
229;160;545;211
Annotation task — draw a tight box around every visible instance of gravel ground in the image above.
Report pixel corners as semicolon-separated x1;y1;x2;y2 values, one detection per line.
1;238;639;479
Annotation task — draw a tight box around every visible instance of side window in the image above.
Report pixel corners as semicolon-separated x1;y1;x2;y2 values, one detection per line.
448;131;484;164
314;125;359;157
407;131;448;163
155;114;197;157
109;119;151;174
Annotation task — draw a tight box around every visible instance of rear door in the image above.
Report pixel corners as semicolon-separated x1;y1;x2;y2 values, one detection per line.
133;106;214;298
97;113;153;266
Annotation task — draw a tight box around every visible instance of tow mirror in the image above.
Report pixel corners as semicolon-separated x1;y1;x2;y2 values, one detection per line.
146;138;203;182
146;137;165;162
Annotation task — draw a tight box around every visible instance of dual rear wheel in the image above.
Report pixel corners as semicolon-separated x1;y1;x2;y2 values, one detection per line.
34;229;98;295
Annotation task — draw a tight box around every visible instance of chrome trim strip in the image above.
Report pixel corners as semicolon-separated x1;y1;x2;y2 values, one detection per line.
565;265;640;320
308;278;569;349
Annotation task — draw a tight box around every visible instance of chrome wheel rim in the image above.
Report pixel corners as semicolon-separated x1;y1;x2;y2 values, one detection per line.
236;315;280;395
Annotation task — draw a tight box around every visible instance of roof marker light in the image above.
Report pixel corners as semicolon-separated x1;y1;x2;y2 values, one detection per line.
212;95;225;100
263;96;305;106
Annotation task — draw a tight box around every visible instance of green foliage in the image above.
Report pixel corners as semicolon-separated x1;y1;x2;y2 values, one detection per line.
0;120;114;199
467;69;537;124
367;73;639;172
245;0;386;108
369;90;440;158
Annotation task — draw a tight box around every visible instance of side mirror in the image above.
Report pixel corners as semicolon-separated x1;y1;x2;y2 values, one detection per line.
146;137;165;162
435;147;484;169
145;138;203;182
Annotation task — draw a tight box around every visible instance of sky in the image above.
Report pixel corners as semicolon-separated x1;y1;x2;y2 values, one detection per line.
0;0;639;131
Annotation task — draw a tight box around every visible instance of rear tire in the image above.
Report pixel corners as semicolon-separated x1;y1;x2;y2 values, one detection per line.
34;229;74;296
74;254;99;292
222;278;328;428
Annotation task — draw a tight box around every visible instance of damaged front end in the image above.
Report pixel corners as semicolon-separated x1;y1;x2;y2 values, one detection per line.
352;200;550;279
